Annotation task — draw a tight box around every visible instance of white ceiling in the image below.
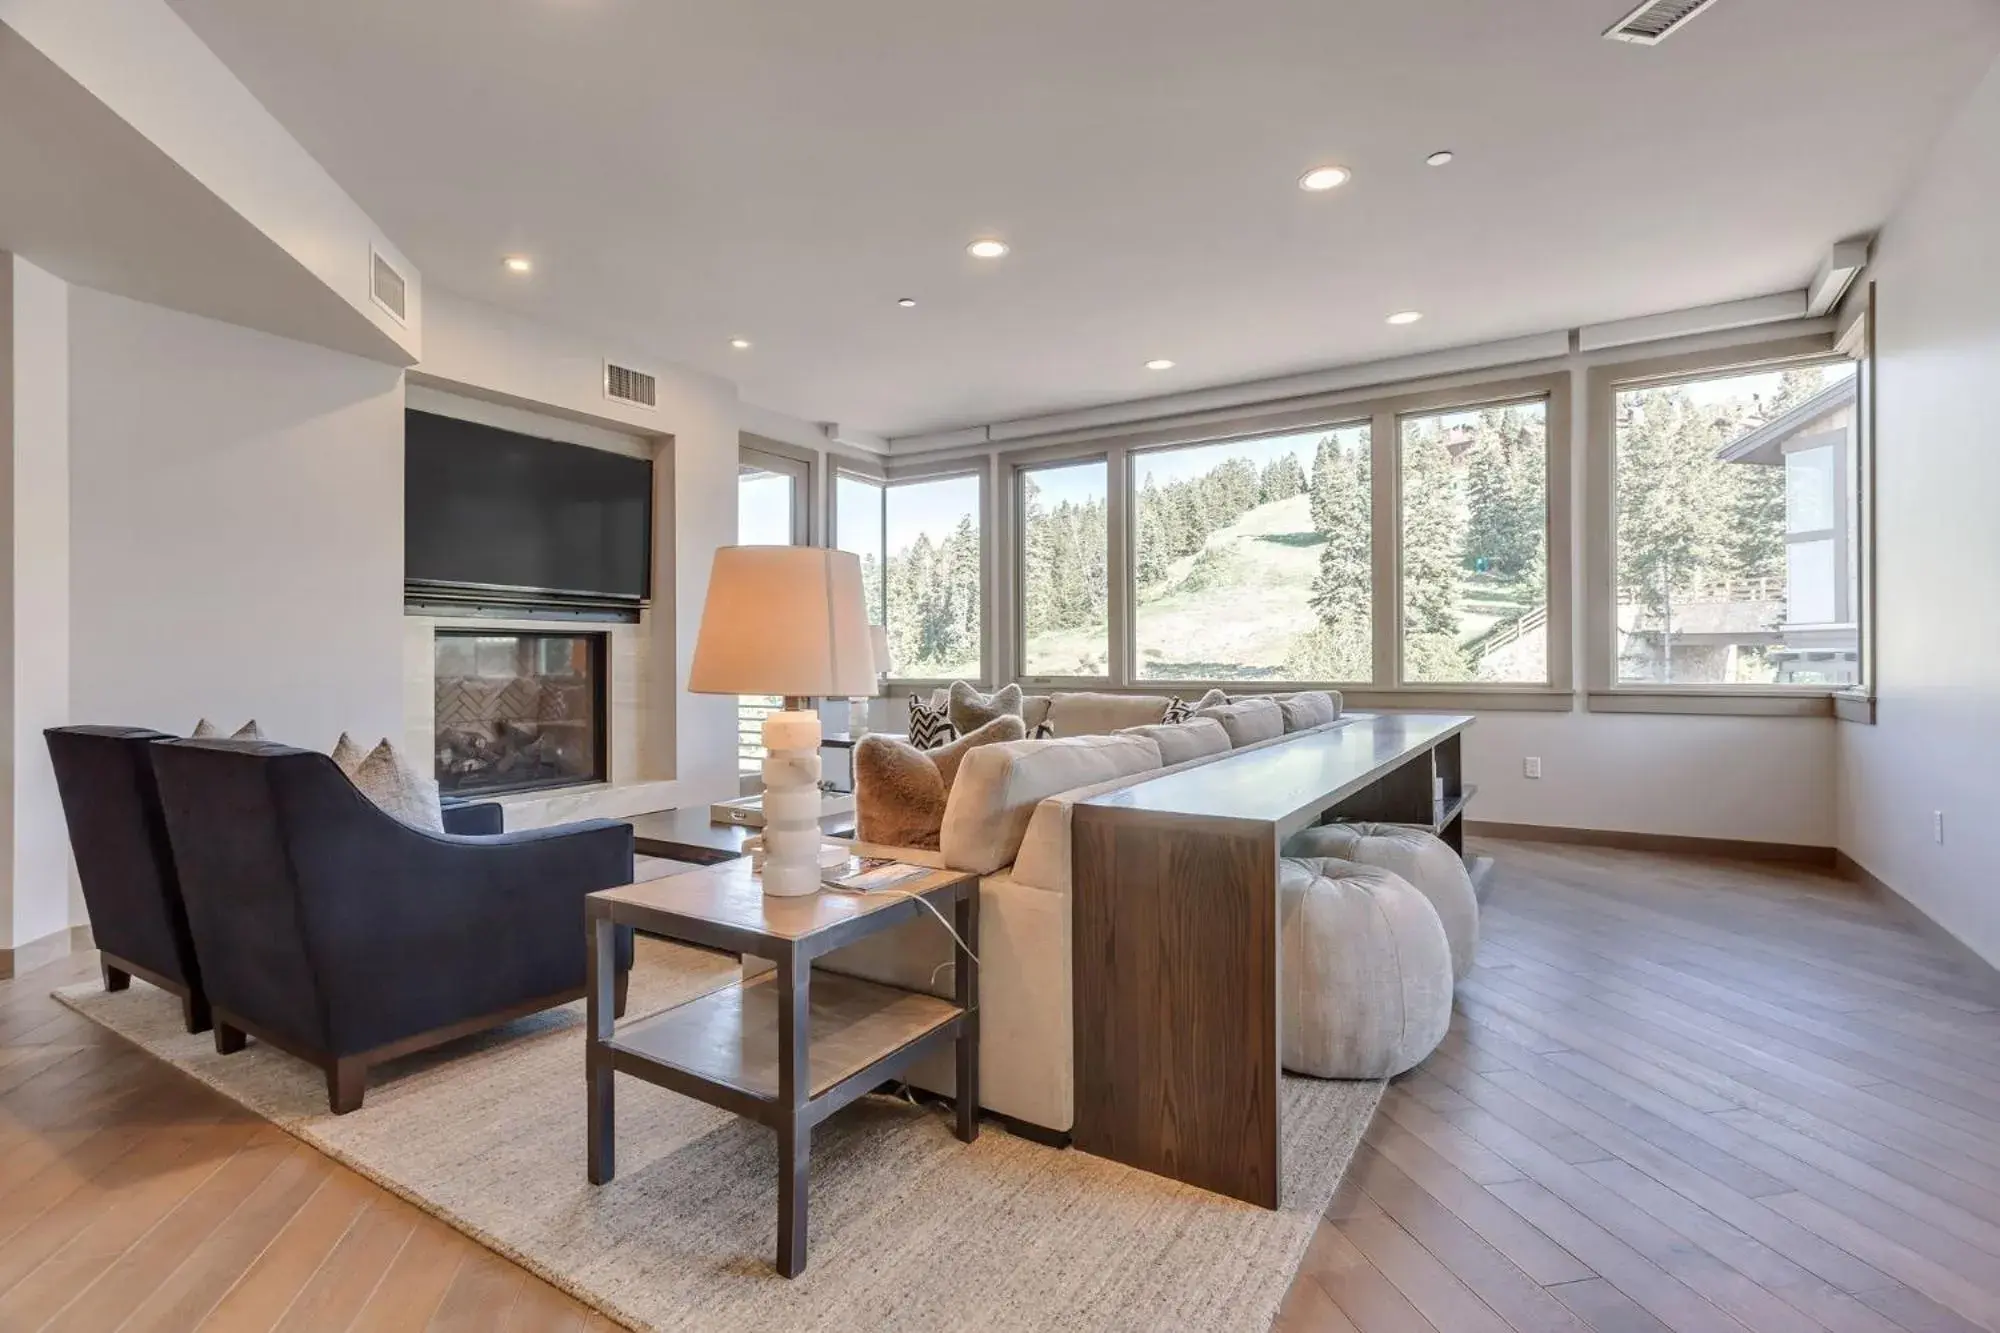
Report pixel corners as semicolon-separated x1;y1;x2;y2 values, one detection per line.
172;0;2000;438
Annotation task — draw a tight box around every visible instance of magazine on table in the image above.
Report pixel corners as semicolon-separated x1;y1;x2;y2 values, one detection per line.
823;857;933;893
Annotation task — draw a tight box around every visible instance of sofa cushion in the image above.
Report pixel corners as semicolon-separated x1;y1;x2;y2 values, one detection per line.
948;681;1023;734
1020;694;1053;732
1117;717;1231;767
1196;696;1284;747
1044;692;1172;737
1275;690;1341;731
855;716;1025;849
941;733;1162;874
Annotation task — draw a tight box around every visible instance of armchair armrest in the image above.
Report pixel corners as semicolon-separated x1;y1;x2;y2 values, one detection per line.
441;801;504;836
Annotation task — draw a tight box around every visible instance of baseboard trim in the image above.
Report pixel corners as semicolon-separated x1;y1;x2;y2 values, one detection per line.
1836;852;2000;1001
0;924;95;981
1464;821;1837;866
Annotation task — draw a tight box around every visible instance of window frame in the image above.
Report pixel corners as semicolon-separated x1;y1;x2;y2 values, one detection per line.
1390;385;1567;694
1584;332;1860;717
737;445;810;546
830;466;889;627
873;459;992;688
1013;450;1115;685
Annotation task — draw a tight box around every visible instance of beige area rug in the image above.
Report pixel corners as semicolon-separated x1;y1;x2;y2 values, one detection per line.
56;940;1380;1332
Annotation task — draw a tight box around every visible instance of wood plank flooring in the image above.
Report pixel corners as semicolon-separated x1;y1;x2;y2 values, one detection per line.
1279;839;2000;1333
3;838;1995;1331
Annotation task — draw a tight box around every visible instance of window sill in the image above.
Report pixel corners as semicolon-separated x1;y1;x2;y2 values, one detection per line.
1586;690;1836;718
1833;690;1876;725
1341;688;1574;713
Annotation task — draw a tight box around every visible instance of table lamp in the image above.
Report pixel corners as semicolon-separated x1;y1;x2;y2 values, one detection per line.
850;624;891;739
688;547;877;896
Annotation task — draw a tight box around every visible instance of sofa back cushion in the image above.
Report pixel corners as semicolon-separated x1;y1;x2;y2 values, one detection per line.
1274;690;1341;731
1117;717;1231;766
941;733;1161;873
1020;694;1053;732
1045;692;1172;737
1196;696;1285;747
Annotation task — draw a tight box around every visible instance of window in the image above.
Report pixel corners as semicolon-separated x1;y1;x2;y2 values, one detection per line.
737;461;798;546
882;473;982;680
835;473;886;628
1131;425;1370;681
1612;360;1858;687
1020;460;1110;677
1399;400;1549;684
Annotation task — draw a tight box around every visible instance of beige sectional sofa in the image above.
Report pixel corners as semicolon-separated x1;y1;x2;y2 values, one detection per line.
795;689;1345;1136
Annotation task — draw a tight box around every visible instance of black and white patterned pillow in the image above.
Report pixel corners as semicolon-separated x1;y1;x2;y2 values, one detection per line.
1162;696;1197;724
908;694;955;749
1030;720;1056;740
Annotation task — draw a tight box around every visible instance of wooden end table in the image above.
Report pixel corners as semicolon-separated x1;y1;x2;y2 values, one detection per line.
584;857;979;1277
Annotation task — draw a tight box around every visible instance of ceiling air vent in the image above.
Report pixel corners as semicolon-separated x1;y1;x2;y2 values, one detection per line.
604;361;658;410
369;248;407;324
1603;0;1721;44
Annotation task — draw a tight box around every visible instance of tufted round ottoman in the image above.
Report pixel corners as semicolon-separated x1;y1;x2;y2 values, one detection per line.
1282;822;1479;980
1280;857;1453;1079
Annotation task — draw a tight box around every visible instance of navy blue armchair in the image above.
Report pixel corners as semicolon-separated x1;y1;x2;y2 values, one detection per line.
44;725;211;1032
148;738;634;1112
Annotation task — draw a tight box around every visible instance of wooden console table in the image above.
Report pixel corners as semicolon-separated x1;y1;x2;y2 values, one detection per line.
1070;712;1472;1208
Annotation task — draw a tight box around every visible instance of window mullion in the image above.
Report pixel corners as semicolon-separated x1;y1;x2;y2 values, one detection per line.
1371;408;1399;688
1107;445;1131;688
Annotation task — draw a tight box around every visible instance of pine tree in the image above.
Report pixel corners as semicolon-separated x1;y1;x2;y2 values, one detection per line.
1401;422;1470;680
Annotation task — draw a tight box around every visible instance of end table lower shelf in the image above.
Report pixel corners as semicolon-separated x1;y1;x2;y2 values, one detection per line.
584;858;980;1277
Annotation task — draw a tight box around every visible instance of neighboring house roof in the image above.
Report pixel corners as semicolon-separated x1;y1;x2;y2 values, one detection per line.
1717;376;1857;464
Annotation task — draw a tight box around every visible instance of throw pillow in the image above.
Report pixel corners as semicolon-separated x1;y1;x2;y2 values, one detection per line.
330;732;368;776
908;693;954;749
855;715;1025;849
1162;696;1196;724
192;718;264;741
948;681;1023;734
352;739;445;833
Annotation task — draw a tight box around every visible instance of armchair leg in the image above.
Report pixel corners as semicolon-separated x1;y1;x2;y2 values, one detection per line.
101;961;130;992
328;1057;366;1115
214;1021;247;1055
182;990;213;1035
614;969;630;1019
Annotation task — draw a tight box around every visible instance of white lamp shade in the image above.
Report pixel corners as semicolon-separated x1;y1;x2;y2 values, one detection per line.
868;624;891;687
688;546;878;698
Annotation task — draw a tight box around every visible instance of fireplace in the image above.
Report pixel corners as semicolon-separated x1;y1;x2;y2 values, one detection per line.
433;630;606;797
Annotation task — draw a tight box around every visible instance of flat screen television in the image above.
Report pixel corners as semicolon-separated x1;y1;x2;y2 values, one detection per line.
405;410;652;614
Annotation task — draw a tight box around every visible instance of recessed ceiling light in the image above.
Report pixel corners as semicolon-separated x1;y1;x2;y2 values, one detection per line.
1426;150;1455;167
1387;310;1424;325
896;297;917;308
1145;359;1176;371
967;238;1009;259
1298;165;1352;192
729;337;752;349
502;255;533;274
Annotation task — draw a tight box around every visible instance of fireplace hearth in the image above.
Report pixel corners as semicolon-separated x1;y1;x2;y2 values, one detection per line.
434;630;606;797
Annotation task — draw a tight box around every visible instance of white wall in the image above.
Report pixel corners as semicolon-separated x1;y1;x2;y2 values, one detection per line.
1838;53;2000;967
67;286;406;749
1;254;72;950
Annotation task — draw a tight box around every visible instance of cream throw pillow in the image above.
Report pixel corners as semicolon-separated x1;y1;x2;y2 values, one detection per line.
330;732;368;776
192;719;264;741
352;739;445;833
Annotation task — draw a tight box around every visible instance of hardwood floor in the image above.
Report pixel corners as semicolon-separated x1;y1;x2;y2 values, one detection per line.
1278;838;2000;1333
3;838;1995;1331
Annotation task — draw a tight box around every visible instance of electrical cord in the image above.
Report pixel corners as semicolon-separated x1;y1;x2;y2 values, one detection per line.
819;882;980;980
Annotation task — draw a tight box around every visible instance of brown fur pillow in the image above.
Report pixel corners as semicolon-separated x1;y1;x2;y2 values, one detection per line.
948;681;1023;735
855;715;1026;849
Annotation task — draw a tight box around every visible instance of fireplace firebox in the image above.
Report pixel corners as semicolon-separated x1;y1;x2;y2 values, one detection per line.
434;631;606;797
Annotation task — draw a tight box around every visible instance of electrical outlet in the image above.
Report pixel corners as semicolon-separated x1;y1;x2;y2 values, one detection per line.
1934;810;1945;845
1523;756;1542;780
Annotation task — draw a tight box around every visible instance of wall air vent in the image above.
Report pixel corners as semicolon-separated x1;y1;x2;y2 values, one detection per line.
1602;0;1721;44
603;361;658;410
369;248;408;324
